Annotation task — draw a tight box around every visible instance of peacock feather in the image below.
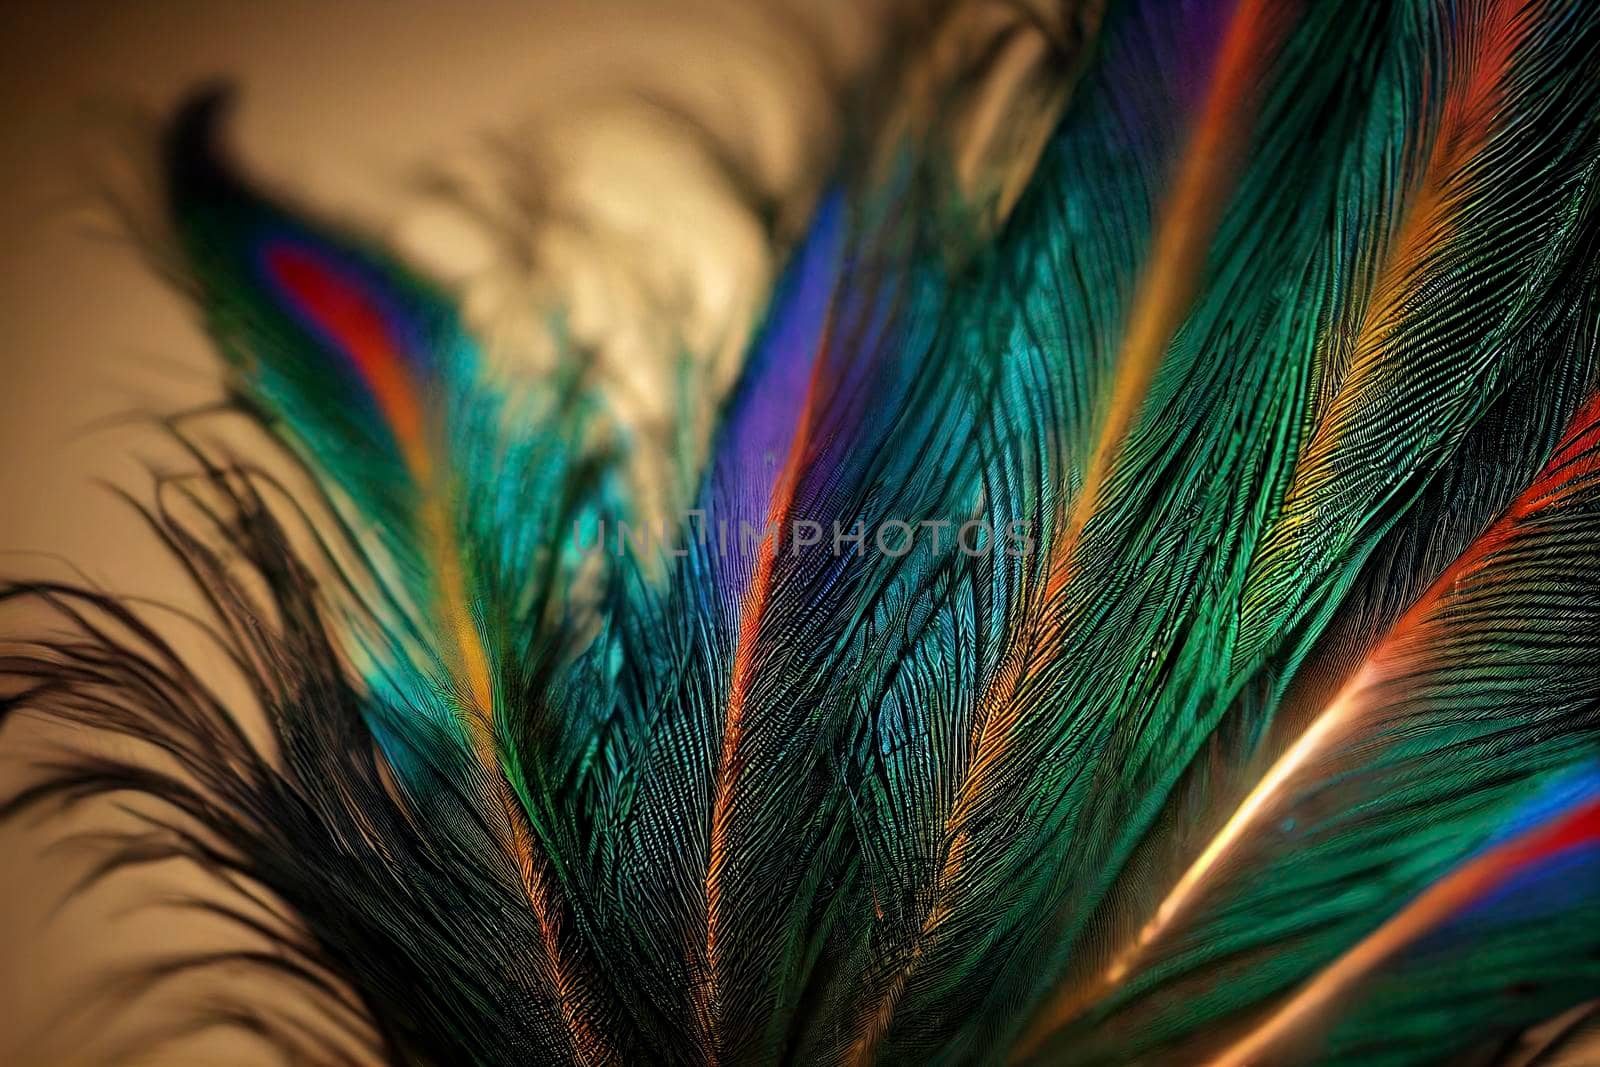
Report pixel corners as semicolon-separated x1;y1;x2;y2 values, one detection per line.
4;0;1600;1063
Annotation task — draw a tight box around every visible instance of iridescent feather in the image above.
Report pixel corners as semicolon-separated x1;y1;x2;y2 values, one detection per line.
5;1;1600;1064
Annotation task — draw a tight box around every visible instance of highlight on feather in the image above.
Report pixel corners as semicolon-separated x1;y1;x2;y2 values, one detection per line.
1017;378;1600;1061
1220;790;1600;1065
4;1;1600;1064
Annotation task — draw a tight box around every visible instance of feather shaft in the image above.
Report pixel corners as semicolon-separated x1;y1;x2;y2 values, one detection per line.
1044;0;1278;603
697;307;833;1060
1241;0;1555;655
1300;0;1534;473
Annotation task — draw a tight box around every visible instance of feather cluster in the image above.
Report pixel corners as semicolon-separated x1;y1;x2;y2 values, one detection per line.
5;0;1600;1064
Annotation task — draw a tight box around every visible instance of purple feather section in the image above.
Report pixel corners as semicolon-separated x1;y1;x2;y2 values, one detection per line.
700;191;846;591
